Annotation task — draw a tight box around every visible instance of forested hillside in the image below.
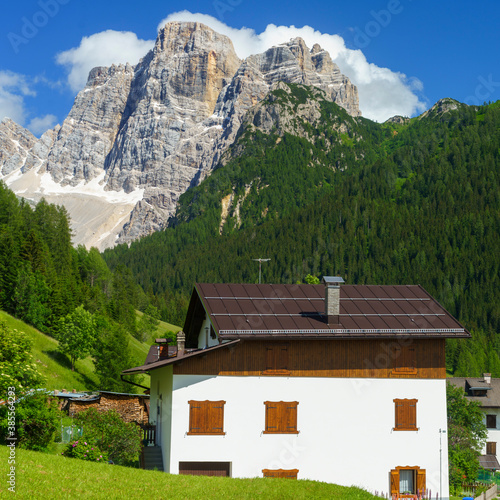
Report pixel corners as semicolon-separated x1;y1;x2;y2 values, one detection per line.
0;185;153;390
103;88;499;376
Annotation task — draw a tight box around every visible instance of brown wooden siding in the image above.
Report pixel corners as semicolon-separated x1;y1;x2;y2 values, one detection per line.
173;339;446;378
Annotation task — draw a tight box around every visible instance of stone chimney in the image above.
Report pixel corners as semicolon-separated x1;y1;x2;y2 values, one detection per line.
177;331;186;357
484;373;492;384
322;276;344;325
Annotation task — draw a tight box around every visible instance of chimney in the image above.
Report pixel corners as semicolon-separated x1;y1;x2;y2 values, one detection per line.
177;331;185;357
322;276;344;325
484;373;492;384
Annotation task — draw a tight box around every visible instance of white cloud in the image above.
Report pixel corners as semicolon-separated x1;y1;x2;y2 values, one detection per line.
0;70;36;125
158;12;427;121
56;30;155;92
27;114;57;136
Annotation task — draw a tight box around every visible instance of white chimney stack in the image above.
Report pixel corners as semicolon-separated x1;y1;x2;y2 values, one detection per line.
177;331;186;357
484;373;491;384
322;276;344;325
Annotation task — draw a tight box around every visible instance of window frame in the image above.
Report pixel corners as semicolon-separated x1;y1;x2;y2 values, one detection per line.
263;401;299;434
390;466;426;497
393;398;418;431
487;414;497;429
187;400;226;436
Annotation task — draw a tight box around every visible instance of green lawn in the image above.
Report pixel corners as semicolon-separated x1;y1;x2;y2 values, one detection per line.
1;447;382;500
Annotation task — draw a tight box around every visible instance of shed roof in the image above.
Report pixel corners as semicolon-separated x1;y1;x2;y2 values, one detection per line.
184;283;469;342
479;455;500;470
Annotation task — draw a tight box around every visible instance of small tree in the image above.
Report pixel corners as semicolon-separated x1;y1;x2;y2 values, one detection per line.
73;408;142;466
0;321;45;394
304;274;320;284
57;305;97;371
447;382;487;492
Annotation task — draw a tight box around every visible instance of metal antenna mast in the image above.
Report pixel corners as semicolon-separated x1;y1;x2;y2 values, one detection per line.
252;258;271;284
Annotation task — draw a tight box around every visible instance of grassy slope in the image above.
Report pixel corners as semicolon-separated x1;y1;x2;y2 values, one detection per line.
0;310;98;391
0;310;165;392
1;447;382;500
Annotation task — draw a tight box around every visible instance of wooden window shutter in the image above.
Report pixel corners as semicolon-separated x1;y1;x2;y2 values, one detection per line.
262;469;298;479
416;468;426;493
265;346;275;372
392;345;417;375
390;469;399;496
264;401;298;434
487;442;497;455
264;402;279;432
188;400;225;435
487;414;497;429
394;399;418;431
285;402;298;433
208;401;226;434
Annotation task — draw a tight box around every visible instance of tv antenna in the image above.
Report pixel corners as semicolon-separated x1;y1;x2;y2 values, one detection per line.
252;258;271;284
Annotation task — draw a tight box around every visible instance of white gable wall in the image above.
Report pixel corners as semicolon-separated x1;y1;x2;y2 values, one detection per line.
162;374;449;498
197;314;219;349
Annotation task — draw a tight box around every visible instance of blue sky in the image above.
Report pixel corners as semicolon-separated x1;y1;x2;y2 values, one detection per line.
1;0;499;136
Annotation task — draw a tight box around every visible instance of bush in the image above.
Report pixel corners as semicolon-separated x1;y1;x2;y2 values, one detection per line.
73;408;142;466
63;439;109;463
0;390;60;451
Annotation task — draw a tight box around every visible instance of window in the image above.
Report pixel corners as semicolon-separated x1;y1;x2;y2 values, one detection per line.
264;401;299;434
392;344;417;375
393;399;418;431
487;442;497;455
187;400;226;435
390;467;426;497
263;344;290;375
262;469;298;479
487;414;497;429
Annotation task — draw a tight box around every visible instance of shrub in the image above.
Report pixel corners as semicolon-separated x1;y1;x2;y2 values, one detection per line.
73;408;142;466
0;390;60;451
63;439;109;463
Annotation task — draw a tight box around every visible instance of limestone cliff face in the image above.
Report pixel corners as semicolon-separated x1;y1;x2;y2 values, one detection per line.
0;21;361;249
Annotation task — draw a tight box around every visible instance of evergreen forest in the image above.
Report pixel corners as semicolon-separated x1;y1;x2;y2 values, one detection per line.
102;87;500;377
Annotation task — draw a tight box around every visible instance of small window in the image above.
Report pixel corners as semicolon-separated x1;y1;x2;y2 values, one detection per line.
392;344;417;375
264;401;299;434
187;400;226;435
487;414;497;429
390;467;426;496
487;442;497;455
263;469;298;479
263;344;290;375
394;399;418;431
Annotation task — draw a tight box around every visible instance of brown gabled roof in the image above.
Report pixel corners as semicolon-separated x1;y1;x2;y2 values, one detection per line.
121;340;240;374
186;283;469;342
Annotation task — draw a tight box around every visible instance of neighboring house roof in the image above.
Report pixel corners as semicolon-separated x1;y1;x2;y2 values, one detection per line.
185;283;469;342
479;455;500;470
122;339;241;375
447;377;500;408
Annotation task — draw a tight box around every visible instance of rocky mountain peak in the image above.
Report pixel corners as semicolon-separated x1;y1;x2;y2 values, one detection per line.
0;21;361;250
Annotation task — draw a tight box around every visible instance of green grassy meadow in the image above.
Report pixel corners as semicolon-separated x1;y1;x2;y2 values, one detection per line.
1;447;382;500
0;310;177;392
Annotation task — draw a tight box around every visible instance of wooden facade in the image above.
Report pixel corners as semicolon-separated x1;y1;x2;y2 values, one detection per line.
173;338;446;378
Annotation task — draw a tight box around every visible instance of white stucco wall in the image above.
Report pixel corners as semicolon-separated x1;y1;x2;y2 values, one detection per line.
149;365;173;471
482;407;500;459
155;375;449;498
